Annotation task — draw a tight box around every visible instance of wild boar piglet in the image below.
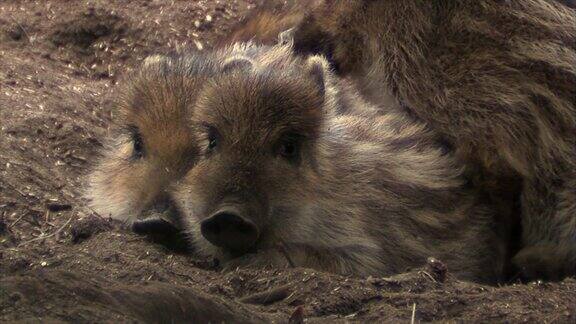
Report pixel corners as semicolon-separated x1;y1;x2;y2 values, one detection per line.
88;44;507;283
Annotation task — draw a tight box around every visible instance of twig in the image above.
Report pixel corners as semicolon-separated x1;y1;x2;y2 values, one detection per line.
18;216;73;246
239;284;292;305
411;303;417;324
420;270;438;283
8;17;32;43
10;213;26;228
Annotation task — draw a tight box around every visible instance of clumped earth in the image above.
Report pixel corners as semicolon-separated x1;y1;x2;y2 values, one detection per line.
1;1;575;322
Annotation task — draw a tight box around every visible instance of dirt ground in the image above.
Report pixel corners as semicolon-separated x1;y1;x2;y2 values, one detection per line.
1;0;575;322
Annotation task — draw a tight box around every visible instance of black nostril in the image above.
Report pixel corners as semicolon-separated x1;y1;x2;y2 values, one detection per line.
200;210;259;252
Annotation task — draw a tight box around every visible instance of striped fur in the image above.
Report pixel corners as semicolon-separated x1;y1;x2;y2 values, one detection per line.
87;43;507;283
291;0;576;280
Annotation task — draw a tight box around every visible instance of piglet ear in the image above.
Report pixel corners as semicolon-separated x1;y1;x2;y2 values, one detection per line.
305;55;332;98
278;27;295;45
221;56;254;74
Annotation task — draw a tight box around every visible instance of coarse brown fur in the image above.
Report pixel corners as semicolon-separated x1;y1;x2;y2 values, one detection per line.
223;0;575;49
218;0;321;47
87;43;507;283
290;0;576;280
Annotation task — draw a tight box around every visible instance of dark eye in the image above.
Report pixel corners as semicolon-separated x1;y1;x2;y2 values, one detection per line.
279;142;297;158
207;126;219;151
278;135;302;162
129;126;145;159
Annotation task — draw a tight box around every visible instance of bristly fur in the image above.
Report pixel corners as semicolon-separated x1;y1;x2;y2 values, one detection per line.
87;43;507;283
290;0;576;280
217;0;322;47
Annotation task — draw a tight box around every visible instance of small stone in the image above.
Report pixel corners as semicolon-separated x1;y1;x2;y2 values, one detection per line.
367;276;385;287
427;257;448;282
46;202;72;212
70;216;113;244
289;306;304;324
194;40;204;51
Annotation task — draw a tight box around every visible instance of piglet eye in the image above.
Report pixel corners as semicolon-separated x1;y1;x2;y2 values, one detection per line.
207;126;219;151
129;126;145;159
279;142;297;158
278;135;302;162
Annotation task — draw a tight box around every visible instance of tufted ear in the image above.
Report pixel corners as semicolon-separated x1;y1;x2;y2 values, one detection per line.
305;55;332;98
278;27;295;45
221;56;254;74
